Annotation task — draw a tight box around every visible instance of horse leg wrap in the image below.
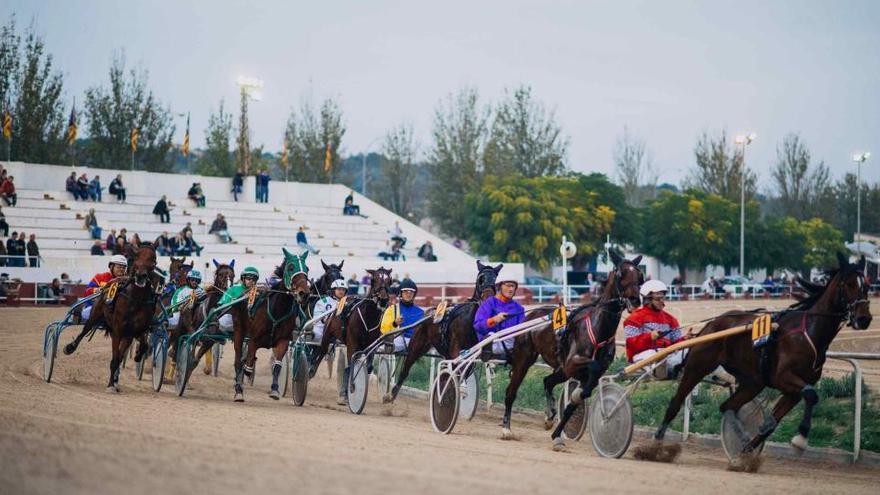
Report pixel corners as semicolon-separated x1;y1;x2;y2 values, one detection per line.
801;385;818;406
272;360;283;384
797;385;818;438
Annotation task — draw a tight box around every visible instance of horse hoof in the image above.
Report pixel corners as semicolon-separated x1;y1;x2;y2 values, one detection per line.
203;367;211;375
552;437;567;452
336;396;347;406
543;417;556;430
234;393;244;402
382;394;394;404
501;428;515;440
790;434;808;451
106;385;119;393
269;389;280;400
728;451;763;473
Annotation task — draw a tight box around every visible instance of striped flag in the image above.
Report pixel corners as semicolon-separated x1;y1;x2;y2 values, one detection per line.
130;127;139;153
323;142;332;173
67;101;78;145
182;113;190;158
2;100;11;140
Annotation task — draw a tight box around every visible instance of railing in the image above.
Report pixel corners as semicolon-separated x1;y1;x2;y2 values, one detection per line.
0;254;45;267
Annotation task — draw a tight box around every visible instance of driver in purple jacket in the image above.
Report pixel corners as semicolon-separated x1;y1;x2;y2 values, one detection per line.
474;278;524;361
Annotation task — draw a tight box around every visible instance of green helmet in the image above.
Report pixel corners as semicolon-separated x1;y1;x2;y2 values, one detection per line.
241;266;259;279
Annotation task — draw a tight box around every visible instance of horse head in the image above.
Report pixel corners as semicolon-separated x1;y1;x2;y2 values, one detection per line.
318;259;345;294
131;242;159;289
212;258;236;291
475;260;502;301
367;266;393;308
169;257;193;287
281;248;311;304
830;252;872;330
609;250;643;312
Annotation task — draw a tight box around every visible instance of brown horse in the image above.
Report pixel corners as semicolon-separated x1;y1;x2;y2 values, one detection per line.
309;267;393;403
648;253;871;470
383;260;501;403
229;248;311;401
549;251;643;449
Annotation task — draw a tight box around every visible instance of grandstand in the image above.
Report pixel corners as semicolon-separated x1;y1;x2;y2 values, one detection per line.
1;162;523;287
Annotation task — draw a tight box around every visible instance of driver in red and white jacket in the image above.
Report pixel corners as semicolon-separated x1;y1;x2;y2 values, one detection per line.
624;280;687;377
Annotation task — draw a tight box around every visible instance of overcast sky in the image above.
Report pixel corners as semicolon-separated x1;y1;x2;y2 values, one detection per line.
3;0;879;186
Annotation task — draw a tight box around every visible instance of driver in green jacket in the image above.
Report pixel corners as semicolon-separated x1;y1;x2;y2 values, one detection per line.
217;266;259;332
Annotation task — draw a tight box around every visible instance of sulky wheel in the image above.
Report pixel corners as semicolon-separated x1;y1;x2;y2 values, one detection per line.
336;349;348;397
42;323;59;383
280;347;291;397
460;370;480;421
211;342;222;376
326;346;336;379
375;356;393;401
134;341;147;381
291;346;309;406
429;369;460;434
557;380;588;441
151;334;167;392
174;340;195;397
589;382;632;458
346;352;370;415
721;399;768;461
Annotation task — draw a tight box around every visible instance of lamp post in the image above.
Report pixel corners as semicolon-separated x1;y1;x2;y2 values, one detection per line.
361;137;381;196
853;152;871;249
560;236;576;306
734;133;756;279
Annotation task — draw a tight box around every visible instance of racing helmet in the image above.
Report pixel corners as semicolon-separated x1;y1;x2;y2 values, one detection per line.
330;279;348;290
186;269;202;281
109;255;128;268
639;279;668;298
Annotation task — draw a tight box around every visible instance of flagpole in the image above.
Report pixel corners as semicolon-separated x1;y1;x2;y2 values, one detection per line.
131;148;134;171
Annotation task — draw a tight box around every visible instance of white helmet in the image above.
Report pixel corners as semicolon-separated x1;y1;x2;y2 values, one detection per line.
639;280;668;297
330;279;347;290
109;255;128;268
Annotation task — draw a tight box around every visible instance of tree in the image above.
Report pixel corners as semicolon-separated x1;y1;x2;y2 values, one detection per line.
831;173;880;241
483;85;568;177
0;17;20;124
282;96;346;183
426;87;490;238
574;172;641;258
613;127;657;207
685;130;756;203
377;123;419;217
235;89;251;174
801;217;846;271
195;99;234;176
464;175;615;270
83;53;175;171
771;133;831;220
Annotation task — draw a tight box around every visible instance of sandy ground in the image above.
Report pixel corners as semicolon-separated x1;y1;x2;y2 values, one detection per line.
1;306;879;495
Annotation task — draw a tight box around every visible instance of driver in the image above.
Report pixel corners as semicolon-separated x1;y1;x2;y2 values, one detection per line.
474;278;524;360
168;270;203;328
217;266;259;333
624;280;687;379
312;279;348;342
80;254;128;322
379;279;424;352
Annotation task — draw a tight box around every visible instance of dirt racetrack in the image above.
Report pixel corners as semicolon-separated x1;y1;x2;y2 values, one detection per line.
1;307;879;495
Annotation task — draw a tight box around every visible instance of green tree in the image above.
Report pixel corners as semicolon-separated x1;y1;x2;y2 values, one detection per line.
771;133;831;221
427;87;490;237
0;16;19;115
464;175;615;270
573;172;641;261
235;88;251;174
685;130;757;203
195;99;234;176
283;96;346;183
483;85;568;177
83;53;175;171
801;217;846;270
377;123;419;217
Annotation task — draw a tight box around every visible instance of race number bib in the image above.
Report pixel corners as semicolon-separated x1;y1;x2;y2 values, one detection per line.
105;282;118;302
751;314;772;345
552;306;567;331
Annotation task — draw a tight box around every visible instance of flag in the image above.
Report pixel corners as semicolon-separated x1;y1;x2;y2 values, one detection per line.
2;100;11;140
130;127;139;153
182;113;190;158
67;101;78;145
324;142;332;173
280;141;288;168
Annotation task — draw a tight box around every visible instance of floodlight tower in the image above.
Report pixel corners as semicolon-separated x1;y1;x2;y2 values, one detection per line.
853;151;871;249
735;132;756;279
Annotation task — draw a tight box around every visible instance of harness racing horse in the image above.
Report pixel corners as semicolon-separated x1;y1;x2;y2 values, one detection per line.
549;252;643;450
646;253;871;471
383;260;501;403
307;259;345;318
227;249;311;401
309;267;393;403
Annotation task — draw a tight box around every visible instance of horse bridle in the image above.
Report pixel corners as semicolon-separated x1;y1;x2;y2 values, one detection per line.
603;262;643;312
839;271;870;328
369;271;392;308
474;268;498;299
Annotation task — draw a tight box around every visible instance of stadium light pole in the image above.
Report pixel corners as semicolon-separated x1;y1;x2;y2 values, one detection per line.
362;137;381;196
735;133;756;279
853;152;871;250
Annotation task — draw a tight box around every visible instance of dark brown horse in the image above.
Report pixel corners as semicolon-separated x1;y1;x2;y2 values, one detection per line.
648;253;871;470
309;267;393;403
382;260;501;403
306;259;346;318
549;251;643;450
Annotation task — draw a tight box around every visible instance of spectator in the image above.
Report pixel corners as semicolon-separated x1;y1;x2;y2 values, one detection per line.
89;175;102;202
173;232;188;255
390;221;406;247
113;236;126;256
258;169;271;203
60;272;71;284
155;231;173;256
76;173;90;200
0;205;8;237
346;273;360;295
417;241;437;262
188;182;206;207
232;169;244;202
209;214;233;243
48;278;63;304
119;228;128;242
84;208;102;240
343;190;360;216
0;238;6;267
1;175;16;206
15;231;25;267
361;272;371;291
700;276;713;295
91;240;105;256
27;234;39;267
295;226;319;254
762;275;776;295
670;275;683;297
378;240;397;261
6;232;19;267
153;195;171;223
66;171;80;199
183;231;203;256
109;174;126;202
180;222;193;238
453;238;463;249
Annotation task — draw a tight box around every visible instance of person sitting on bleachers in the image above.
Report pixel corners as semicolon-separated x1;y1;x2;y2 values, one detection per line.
153;195;171;223
84;208;102;240
1;175;16;207
108;174;126;203
76;174;90;201
389;221;406;247
90;240;104;256
417;241;437;262
155;231;173;256
48;278;63;304
66;171;79;199
343;190;360;216
112;236;126;256
295;226;319;254
183;231;203;256
173;232;188;255
89;175;102;202
378;240;396;261
188;182;206;207
0;205;8;237
209;214;232;243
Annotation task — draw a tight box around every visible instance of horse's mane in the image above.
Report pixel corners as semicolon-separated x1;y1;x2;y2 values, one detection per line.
788;263;856;312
